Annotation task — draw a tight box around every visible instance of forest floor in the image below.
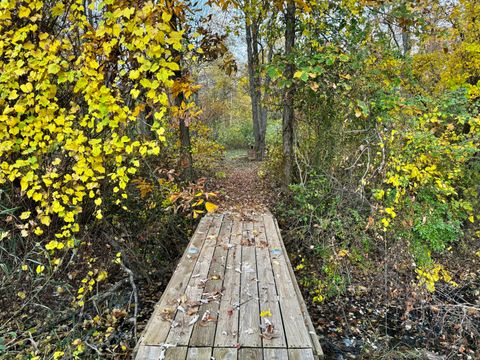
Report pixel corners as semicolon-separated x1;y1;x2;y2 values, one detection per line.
208;149;277;214
208;150;480;360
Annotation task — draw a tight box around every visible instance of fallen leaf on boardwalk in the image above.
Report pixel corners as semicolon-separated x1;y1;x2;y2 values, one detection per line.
197;278;208;288
187;306;199;316
260;310;272;317
261;318;279;340
245;328;255;335
258;240;268;248
199;310;216;326
160;308;174;321
233;343;241;349
180;294;188;304
188;315;199;326
227;307;234;316
205;202;218;212
211;274;221;280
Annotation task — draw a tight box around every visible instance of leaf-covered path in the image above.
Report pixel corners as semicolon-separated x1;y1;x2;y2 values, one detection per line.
209;150;276;214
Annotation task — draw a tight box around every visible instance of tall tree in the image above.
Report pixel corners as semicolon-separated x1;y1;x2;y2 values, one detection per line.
282;0;296;189
244;0;267;160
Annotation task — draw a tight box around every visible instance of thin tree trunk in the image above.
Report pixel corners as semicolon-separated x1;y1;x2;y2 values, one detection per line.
171;9;194;181
245;12;265;160
282;0;295;190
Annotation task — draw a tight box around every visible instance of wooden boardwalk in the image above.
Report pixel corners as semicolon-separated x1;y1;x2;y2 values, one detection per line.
135;213;323;359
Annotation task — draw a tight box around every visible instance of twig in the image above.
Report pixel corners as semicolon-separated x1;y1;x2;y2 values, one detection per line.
119;260;138;340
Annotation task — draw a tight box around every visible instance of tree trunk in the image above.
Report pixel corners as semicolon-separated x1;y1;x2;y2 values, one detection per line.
171;10;194;181
282;0;295;190
245;13;266;160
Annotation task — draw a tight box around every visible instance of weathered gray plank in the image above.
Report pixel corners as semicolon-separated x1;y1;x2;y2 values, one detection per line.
166;215;224;345
288;348;315;360
165;347;189;360
140;216;212;346
238;220;262;347
263;348;288;360
238;347;263;360
135;345;162;360
273;217;324;358
254;216;286;348
214;218;243;347
135;345;188;360
212;347;237;360
186;347;212;360
190;217;233;346
263;214;311;348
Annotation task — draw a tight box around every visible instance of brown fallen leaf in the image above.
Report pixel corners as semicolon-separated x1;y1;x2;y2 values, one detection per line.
187;306;199;316
160;308;174;321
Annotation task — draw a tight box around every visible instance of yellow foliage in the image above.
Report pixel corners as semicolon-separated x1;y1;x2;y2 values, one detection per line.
0;0;182;257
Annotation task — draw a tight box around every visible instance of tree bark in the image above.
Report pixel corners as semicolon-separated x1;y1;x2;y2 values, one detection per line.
282;0;295;190
245;11;266;160
171;9;194;181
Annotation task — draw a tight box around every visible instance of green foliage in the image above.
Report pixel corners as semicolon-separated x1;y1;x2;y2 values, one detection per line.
218;119;254;149
376;107;479;267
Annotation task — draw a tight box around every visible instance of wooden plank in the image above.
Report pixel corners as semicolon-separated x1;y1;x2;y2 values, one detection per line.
238;220;262;348
165;347;188;360
135;345;188;360
254;216;286;348
214;217;243;347
135;345;162;360
263;348;288;360
238;348;262;360
166;214;224;345
186;347;212;360
288;348;315;360
140;216;213;346
212;347;237;360
263;214;311;348
190;217;233;346
273;217;324;358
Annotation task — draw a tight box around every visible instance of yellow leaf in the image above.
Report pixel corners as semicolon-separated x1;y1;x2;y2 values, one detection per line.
19;6;31;18
338;249;349;258
162;12;172;23
260;310;272;317
293;70;303;78
205;202;218;213
20;211;31;220
48;63;61;74
129;69;140;80
21;264;28;271
36;265;45;274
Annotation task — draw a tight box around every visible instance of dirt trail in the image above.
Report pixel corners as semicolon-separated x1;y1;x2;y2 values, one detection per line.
209;150;276;215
